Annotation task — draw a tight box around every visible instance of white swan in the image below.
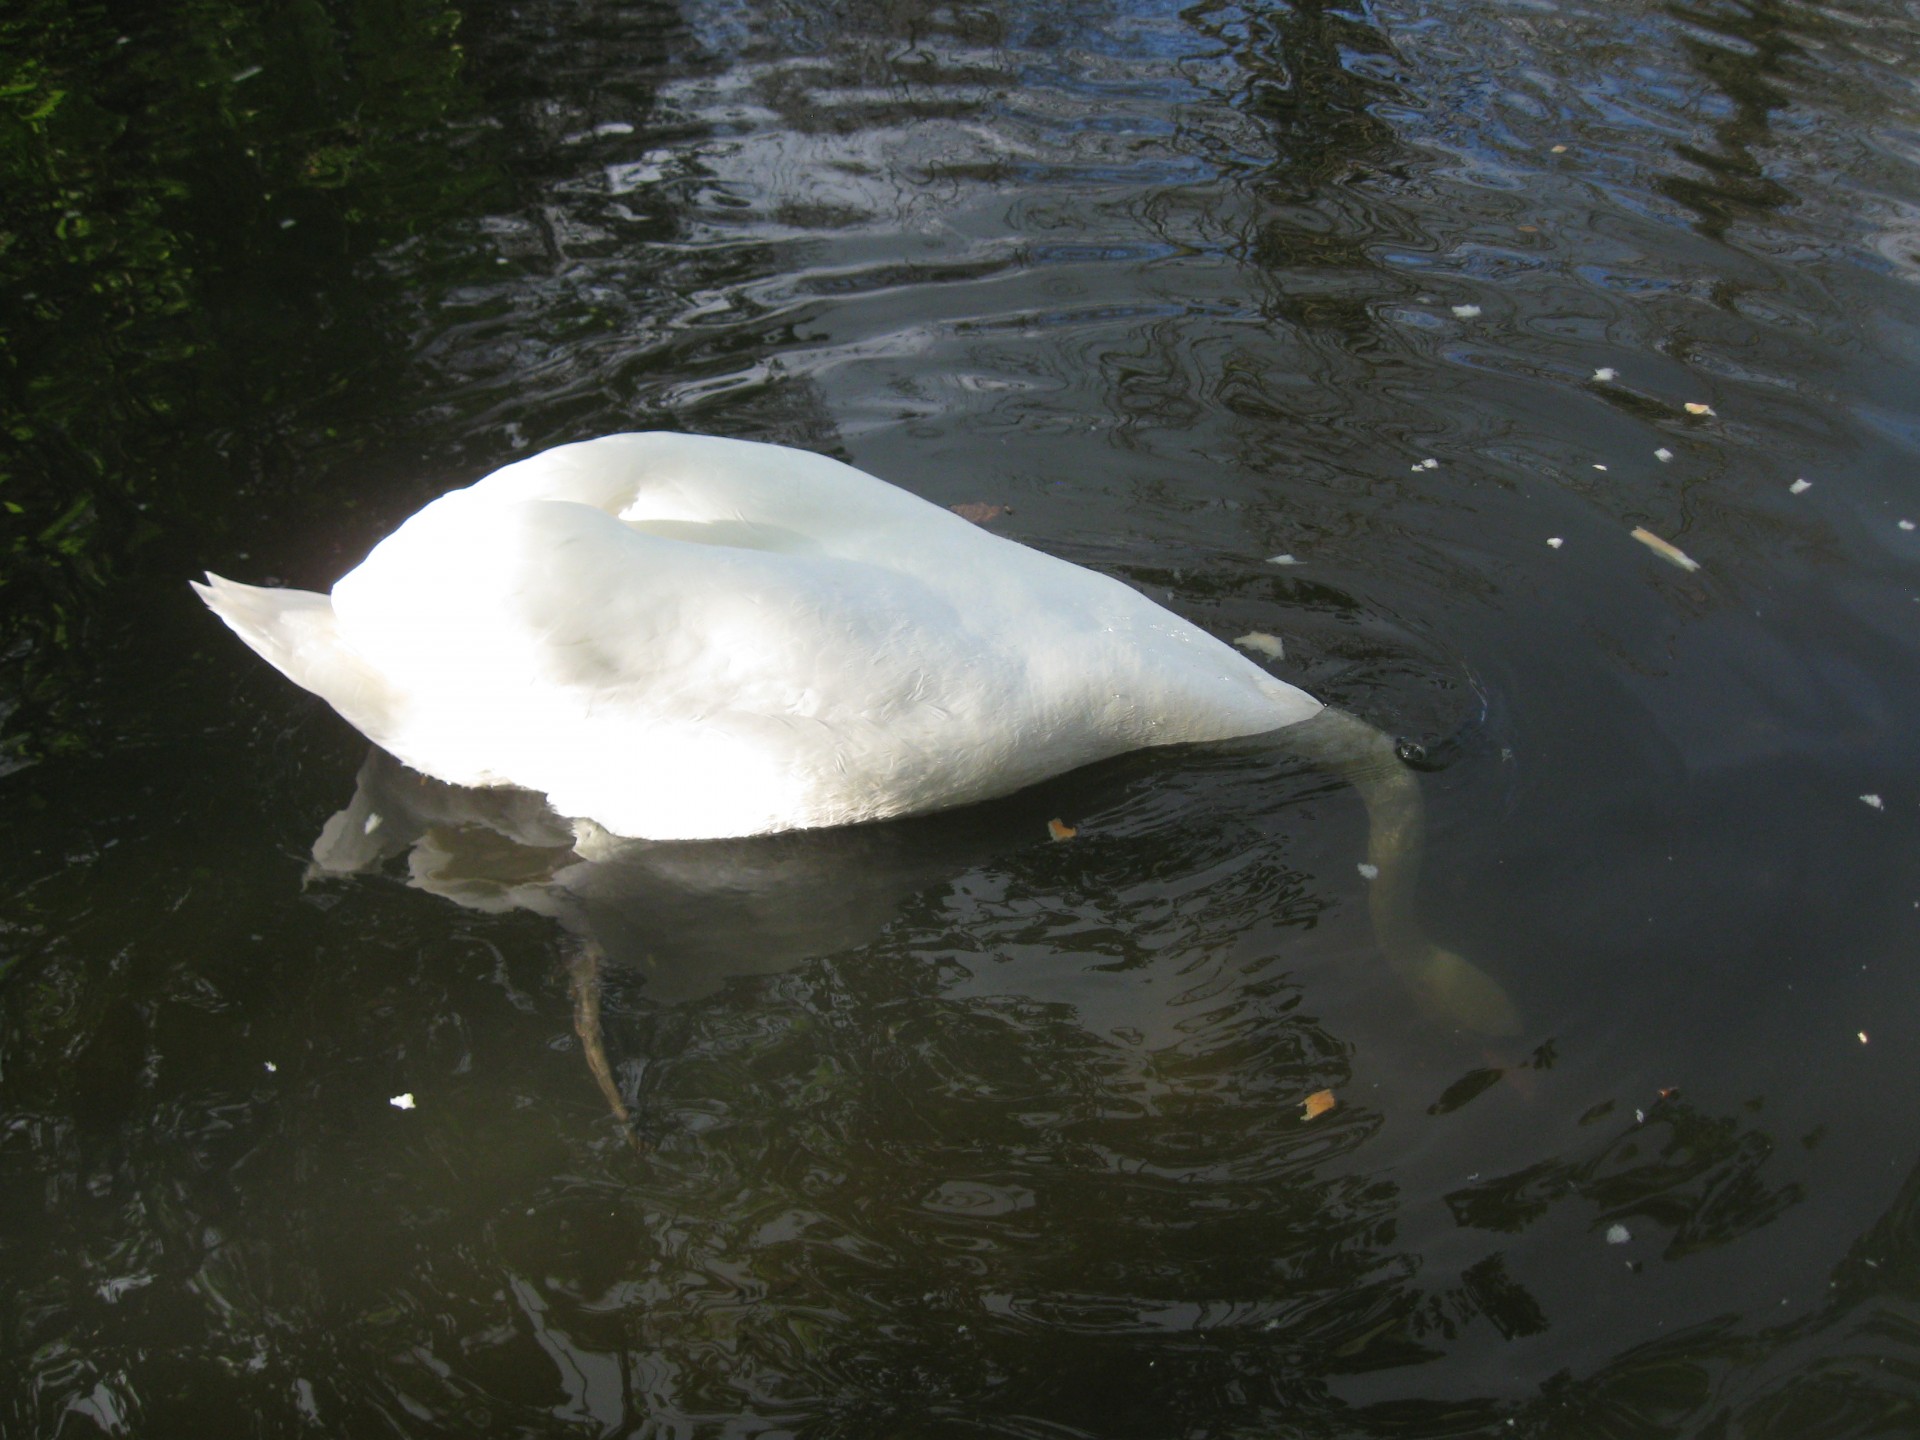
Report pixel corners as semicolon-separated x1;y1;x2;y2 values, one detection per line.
197;432;1519;1031
196;432;1320;839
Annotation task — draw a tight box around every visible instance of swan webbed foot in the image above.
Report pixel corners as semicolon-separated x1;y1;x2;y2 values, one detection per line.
566;940;645;1153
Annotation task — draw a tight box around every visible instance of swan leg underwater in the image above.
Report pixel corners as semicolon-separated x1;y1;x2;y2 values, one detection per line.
196;432;1518;1035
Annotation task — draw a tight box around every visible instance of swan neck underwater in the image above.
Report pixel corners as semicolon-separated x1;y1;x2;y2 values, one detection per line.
196;431;1518;1033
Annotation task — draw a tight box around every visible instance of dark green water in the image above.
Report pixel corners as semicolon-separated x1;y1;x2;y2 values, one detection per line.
7;0;1920;1434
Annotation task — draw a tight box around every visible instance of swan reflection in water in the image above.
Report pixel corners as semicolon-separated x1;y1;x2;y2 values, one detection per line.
307;725;1522;1130
308;746;1077;1125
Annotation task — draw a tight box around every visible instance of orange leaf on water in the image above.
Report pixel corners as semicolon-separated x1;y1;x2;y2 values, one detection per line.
1302;1089;1337;1121
1047;818;1078;841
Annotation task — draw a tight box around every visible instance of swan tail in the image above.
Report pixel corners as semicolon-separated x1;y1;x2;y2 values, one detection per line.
193;573;333;678
193;573;401;746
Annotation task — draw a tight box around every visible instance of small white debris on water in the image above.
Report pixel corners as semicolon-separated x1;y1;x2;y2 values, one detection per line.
1594;463;1608;471
363;812;383;835
1548;537;1564;549
1859;1031;1870;1044
1901;520;1916;531
278;218;296;229
1551;144;1568;153
1789;478;1812;495
1357;863;1380;881
1267;553;1300;566
1635;1109;1646;1124
232;65;264;82
390;1093;416;1111
1415;458;1439;470
1593;367;1617;382
1606;1224;1631;1245
1862;794;1884;810
1654;447;1674;462
1234;632;1286;660
1451;304;1482;318
1684;402;1715;416
264;1062;277;1073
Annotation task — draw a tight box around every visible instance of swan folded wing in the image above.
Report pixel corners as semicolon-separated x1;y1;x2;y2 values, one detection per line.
329;495;1032;836
448;432;1313;745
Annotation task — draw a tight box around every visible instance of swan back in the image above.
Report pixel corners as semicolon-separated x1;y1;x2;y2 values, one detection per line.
198;434;1318;838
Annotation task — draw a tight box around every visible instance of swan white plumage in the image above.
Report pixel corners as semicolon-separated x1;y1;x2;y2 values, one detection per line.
194;432;1322;840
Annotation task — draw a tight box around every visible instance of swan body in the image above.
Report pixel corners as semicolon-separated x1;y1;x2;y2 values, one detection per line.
196;433;1320;840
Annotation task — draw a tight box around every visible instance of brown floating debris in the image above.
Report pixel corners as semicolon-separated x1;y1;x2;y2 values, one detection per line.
951;502;1011;524
1630;526;1700;572
1302;1089;1337;1121
1047;818;1078;841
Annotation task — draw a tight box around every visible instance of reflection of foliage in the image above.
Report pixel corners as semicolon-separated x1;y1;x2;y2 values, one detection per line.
1457;1253;1549;1340
1657;0;1803;238
1447;1092;1804;1259
1182;0;1412;342
1429;1041;1558;1117
1189;0;1405;196
0;0;498;767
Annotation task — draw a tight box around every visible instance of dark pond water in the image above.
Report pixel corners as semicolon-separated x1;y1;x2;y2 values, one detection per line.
8;0;1920;1433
